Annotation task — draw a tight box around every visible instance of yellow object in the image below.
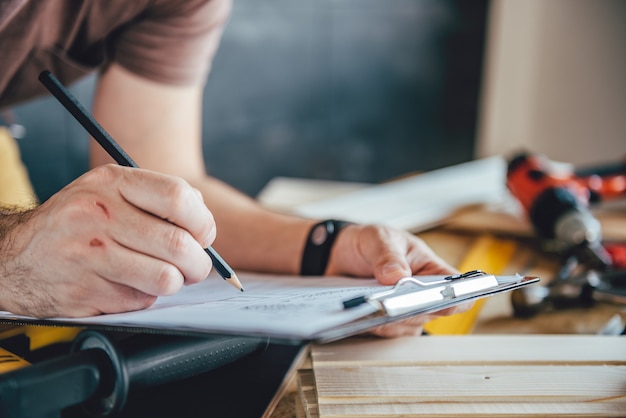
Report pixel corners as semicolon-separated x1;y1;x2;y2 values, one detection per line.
24;326;82;351
0;325;82;351
0;129;78;365
0;347;30;374
424;234;517;334
0;126;37;208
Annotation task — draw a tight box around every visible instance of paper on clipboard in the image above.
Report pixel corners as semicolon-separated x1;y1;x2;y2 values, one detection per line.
0;272;538;344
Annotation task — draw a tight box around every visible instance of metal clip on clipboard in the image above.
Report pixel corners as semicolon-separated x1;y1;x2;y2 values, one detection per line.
343;270;502;317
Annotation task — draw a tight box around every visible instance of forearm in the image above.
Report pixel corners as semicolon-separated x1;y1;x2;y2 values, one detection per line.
90;65;318;275
190;176;316;275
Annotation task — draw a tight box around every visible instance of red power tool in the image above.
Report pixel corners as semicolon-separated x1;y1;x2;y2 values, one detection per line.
506;152;626;272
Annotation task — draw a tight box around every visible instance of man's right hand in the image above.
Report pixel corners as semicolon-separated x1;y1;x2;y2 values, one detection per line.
0;164;215;318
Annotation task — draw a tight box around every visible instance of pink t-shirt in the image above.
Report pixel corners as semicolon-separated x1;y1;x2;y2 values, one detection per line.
0;0;230;108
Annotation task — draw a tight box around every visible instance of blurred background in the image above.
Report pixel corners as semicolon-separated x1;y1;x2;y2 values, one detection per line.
477;0;625;167
8;0;625;201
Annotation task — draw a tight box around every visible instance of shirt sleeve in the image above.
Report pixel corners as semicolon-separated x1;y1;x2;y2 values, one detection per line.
111;0;232;86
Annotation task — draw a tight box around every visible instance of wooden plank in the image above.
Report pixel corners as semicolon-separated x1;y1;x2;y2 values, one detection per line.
312;335;626;367
318;402;626;417
314;365;626;403
298;369;320;418
306;335;626;417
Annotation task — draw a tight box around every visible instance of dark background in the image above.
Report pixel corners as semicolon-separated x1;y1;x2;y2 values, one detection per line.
12;0;489;200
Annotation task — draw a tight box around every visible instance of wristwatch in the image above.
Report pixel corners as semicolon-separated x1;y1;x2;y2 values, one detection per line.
300;220;352;276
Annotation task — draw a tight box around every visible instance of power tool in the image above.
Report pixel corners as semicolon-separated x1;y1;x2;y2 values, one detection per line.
506;152;626;319
0;330;268;418
506;152;626;271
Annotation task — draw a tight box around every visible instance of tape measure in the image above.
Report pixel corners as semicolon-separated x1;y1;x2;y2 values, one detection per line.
424;234;517;334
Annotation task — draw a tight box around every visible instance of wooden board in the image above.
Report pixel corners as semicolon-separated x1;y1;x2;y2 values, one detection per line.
305;335;626;417
297;369;320;418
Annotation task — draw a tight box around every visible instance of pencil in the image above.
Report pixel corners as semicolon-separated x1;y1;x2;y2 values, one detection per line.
38;70;244;292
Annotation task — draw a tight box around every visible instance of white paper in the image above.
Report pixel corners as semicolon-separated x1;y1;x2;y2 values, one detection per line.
293;156;508;233
0;273;385;340
0;273;529;341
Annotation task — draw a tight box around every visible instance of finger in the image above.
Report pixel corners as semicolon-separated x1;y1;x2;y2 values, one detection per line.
364;304;472;338
88;238;187;296
406;237;458;276
356;227;413;285
114;167;216;247
44;270;159;318
66;279;158;317
90;280;159;315
104;202;212;284
431;301;474;317
368;323;425;338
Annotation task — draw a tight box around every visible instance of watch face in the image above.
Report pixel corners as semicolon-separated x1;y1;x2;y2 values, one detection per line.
311;223;329;246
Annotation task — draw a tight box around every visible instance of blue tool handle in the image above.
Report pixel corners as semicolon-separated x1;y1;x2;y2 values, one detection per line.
0;331;268;417
72;331;268;416
0;348;107;418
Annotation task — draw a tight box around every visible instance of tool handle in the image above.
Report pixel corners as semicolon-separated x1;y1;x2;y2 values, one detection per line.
0;331;268;417
72;331;268;415
0;349;107;418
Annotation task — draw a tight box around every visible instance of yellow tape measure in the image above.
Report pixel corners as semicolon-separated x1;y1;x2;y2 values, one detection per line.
424;234;517;335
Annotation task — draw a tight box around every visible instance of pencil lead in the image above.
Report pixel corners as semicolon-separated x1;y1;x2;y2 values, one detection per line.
228;272;244;292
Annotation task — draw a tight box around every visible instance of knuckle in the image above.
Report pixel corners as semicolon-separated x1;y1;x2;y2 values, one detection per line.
164;227;192;258
361;224;397;245
154;264;184;295
89;164;120;184
165;177;194;210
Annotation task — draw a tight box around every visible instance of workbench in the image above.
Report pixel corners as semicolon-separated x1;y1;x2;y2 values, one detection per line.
269;228;626;418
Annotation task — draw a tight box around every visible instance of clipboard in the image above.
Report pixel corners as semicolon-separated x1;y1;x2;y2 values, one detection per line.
0;271;539;344
343;270;505;315
315;271;538;343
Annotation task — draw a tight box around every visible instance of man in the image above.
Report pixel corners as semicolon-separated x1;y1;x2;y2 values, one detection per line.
0;0;463;337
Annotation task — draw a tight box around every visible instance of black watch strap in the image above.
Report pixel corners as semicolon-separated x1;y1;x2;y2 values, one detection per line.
300;220;352;276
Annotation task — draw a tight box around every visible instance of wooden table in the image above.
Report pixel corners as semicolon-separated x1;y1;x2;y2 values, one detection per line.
269;229;626;418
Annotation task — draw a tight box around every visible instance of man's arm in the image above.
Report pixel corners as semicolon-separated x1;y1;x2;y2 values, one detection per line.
91;63;314;275
89;64;467;338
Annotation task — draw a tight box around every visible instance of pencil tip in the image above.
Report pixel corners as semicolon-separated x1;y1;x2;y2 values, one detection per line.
228;273;244;292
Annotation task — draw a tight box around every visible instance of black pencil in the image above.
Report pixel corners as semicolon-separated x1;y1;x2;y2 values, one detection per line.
38;70;243;292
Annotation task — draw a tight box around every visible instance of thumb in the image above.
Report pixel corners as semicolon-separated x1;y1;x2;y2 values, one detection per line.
376;259;412;285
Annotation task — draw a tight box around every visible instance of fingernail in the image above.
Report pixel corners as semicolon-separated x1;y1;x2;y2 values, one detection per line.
202;236;214;249
202;227;217;248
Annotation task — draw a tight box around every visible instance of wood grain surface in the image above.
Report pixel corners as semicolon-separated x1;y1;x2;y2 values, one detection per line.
270;230;626;418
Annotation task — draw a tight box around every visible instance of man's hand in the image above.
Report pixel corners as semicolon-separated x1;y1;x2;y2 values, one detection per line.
0;165;215;318
326;224;470;337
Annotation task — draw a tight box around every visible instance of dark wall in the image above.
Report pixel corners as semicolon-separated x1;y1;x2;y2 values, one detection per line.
13;0;488;200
